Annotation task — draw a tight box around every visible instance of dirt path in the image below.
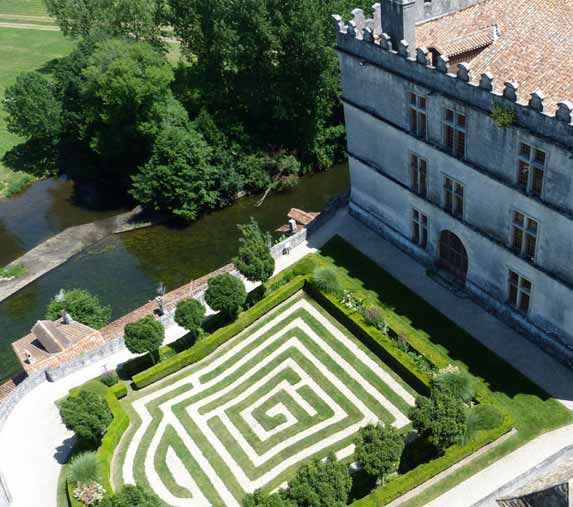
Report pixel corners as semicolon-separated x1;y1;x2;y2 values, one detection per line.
0;22;58;31
0;14;54;22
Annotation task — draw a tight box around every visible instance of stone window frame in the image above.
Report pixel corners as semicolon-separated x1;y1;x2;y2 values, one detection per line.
516;140;548;199
443;106;467;160
510;208;540;262
411;208;429;249
409;152;428;198
442;174;465;220
407;90;428;140
507;268;533;315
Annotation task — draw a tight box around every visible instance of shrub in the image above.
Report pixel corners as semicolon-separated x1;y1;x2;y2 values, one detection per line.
433;367;475;403
364;306;388;333
243;490;290;507
100;371;119;387
174;298;205;339
100;485;167;507
492;104;517;127
68;452;102;485
460;404;505;444
124;316;165;364
205;273;247;319
59;391;113;445
110;382;128;399
0;263;26;279
74;481;105;505
234;217;275;283
354;423;405;484
311;267;342;295
46;288;111;329
409;388;467;452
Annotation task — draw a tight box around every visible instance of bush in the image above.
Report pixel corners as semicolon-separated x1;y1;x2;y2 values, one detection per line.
100;485;167;507
124;316;165;364
174;298;205;339
46;288;111;329
0;263;26;279
59;391;113;445
311;267;342;295
363;306;388;334
205;273;247;319
354;424;404;484
433;368;475;403
461;404;505;444
110;382;128;399
100;371;119;387
409;389;467;453
492;104;517;127
68;452;102;485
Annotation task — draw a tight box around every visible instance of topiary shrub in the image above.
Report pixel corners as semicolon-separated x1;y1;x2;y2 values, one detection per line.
433;367;475;403
409;388;467;452
68;452;102;485
205;273;247;319
59;391;113;445
311;267;343;295
174;298;205;342
100;371;119;387
124;316;165;365
363;305;388;333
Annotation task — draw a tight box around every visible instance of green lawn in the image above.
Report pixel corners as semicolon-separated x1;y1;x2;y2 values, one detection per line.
0;0;48;16
0;25;74;197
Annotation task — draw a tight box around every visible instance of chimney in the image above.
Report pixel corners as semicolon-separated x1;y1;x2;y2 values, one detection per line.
381;0;417;57
62;311;73;324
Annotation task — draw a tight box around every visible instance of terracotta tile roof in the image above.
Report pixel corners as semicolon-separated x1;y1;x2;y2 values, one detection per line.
435;26;497;57
416;0;573;111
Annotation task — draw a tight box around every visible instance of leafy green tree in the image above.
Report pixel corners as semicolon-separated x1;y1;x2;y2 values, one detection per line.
100;485;167;507
354;423;404;484
234;218;275;283
59;391;112;444
205;274;247;319
174;298;205;340
4;72;63;143
79;39;176;177
45;0;168;46
409;389;467;452
243;490;293;507
46;288;111;329
285;453;351;507
129;121;220;220
124;315;165;364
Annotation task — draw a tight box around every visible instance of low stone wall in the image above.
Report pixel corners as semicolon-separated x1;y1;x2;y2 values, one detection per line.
0;467;10;507
0;371;45;431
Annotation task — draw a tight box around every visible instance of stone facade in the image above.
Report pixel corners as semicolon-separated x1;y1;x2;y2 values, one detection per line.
335;3;573;363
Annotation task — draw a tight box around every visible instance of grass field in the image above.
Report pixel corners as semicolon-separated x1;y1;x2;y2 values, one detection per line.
116;294;417;507
0;0;73;198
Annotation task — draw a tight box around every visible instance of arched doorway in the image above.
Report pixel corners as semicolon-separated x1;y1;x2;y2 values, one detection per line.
439;231;468;283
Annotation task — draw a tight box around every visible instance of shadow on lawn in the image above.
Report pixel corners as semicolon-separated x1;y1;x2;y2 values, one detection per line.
316;235;553;402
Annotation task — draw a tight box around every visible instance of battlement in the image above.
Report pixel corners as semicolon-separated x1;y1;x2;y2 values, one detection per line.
334;4;573;149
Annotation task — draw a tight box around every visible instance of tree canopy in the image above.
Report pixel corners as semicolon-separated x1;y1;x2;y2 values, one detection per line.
205;274;247;319
124;315;165;363
59;391;112;444
354;423;404;483
46;288;111;329
100;485;167;507
174;298;206;338
234;218;275;283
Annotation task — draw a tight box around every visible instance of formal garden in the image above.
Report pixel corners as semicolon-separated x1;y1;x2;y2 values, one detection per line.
56;235;573;507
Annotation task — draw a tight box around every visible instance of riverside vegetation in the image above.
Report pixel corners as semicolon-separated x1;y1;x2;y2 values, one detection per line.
4;0;370;213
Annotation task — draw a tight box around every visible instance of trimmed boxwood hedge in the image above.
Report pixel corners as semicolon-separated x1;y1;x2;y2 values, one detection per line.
132;276;306;389
110;381;128;400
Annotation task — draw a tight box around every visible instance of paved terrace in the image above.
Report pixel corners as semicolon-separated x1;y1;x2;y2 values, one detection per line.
1;207;573;506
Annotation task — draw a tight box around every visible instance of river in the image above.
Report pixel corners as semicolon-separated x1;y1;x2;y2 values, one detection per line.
0;166;349;382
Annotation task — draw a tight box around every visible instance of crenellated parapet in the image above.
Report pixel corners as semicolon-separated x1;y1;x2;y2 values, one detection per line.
333;5;573;148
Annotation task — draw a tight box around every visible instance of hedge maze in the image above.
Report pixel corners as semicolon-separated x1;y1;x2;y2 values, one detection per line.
119;295;417;507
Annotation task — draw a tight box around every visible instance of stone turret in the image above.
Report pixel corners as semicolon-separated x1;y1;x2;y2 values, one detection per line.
381;0;417;57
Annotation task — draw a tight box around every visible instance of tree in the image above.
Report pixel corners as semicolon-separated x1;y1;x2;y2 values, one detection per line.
205;273;247;319
100;485;167;507
79;39;176;178
4;72;63;143
243;490;293;507
45;0;168;46
234;218;275;283
124;315;165;364
129;120;220;220
409;389;467;452
59;391;112;444
285;454;351;507
354;423;404;484
174;298;205;340
46;288;111;329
